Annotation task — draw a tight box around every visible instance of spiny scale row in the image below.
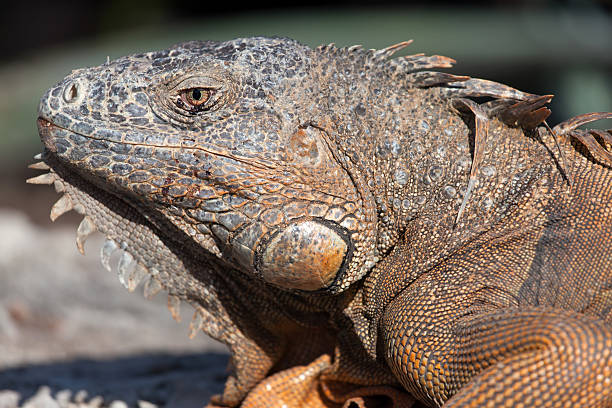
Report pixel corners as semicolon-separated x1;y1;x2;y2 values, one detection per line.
316;40;413;62
27;156;207;339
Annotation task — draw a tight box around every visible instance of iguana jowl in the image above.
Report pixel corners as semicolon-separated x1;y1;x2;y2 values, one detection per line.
29;37;612;407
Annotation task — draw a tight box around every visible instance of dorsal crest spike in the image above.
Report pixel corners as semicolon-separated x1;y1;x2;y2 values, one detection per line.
387;54;458;76
551;112;612;167
550;112;612;168
315;43;337;54
373;40;413;60
451;98;490;225
553;112;612;135
405;71;470;88
498;94;554;129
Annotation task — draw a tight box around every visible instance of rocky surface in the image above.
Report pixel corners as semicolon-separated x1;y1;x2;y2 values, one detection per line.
0;209;228;407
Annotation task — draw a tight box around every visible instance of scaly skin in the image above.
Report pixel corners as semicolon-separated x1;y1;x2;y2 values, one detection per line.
29;37;611;407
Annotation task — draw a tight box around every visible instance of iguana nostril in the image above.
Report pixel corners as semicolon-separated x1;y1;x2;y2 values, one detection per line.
62;82;79;104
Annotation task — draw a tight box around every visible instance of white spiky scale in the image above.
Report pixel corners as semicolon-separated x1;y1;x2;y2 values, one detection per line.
50;194;73;221
167;295;181;322
143;276;162;299
100;239;118;272
76;216;96;255
188;310;205;339
53;180;65;193
117;250;135;289
28;161;50;170
26;173;56;185
127;263;148;292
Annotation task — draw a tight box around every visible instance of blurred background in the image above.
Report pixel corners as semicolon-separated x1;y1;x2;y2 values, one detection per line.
0;0;610;406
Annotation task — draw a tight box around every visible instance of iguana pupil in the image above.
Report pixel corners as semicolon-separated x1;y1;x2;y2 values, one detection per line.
191;88;202;100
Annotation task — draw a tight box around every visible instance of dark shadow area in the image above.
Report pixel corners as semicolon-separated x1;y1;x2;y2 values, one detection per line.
0;352;228;406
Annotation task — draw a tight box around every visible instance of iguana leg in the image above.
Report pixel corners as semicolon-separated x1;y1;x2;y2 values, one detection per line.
238;352;416;408
382;286;612;407
239;354;332;408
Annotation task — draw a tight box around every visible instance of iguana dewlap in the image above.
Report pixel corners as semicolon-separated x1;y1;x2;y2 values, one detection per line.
30;37;612;407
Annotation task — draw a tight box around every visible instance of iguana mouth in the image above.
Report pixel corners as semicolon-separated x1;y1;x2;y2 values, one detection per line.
36;118;55;145
27;147;213;336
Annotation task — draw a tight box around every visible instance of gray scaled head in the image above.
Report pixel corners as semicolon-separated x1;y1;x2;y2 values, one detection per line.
37;37;379;293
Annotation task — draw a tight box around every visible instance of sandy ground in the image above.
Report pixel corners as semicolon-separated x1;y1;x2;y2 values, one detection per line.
0;209;229;407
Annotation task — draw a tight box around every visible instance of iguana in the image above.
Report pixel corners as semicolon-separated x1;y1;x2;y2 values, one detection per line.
29;37;612;407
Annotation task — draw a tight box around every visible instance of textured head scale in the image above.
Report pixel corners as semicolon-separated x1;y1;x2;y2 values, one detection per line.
37;37;383;293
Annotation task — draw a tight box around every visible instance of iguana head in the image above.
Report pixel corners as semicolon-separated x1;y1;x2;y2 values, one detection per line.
36;37;380;295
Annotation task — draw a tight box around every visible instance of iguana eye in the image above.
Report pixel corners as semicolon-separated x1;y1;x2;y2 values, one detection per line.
179;88;213;109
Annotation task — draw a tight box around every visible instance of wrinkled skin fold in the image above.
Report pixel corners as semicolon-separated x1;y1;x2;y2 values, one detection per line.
30;37;612;407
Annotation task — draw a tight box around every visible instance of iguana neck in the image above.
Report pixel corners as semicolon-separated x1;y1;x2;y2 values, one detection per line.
357;87;557;262
336;86;566;359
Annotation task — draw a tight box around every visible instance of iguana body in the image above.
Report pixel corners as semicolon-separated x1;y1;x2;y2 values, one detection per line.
30;37;612;407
